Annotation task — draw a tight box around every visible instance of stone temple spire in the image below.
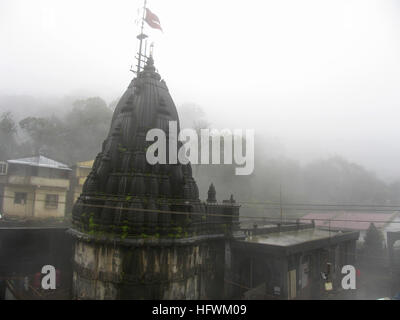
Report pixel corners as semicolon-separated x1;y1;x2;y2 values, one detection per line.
69;10;240;300
207;183;217;203
72;57;203;238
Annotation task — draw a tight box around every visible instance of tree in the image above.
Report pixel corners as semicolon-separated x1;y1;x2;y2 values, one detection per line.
19;116;62;156
302;156;388;204
17;97;112;165
61;97;112;164
0;112;18;160
362;222;385;270
364;223;384;251
108;98;120;111
178;103;210;131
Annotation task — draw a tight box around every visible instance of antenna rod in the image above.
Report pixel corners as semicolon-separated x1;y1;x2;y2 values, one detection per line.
137;0;147;74
280;185;283;223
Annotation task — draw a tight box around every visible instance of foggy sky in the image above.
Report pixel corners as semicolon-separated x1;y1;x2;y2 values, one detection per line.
1;0;400;181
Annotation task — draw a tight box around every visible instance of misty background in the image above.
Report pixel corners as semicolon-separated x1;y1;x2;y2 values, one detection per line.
1;0;400;215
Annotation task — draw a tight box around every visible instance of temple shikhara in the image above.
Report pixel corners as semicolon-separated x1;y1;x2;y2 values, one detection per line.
69;9;241;297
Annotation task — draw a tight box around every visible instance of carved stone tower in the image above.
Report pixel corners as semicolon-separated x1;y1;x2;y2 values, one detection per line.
69;57;240;299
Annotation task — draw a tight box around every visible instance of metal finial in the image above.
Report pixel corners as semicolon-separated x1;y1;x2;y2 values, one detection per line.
150;42;155;57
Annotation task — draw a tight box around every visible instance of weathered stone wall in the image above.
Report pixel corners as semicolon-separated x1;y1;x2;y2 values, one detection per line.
70;58;240;300
72;237;225;300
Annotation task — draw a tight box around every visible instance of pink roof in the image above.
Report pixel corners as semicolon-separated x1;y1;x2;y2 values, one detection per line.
301;212;397;231
300;213;337;228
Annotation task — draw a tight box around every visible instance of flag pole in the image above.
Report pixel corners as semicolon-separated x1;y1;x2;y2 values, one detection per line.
137;0;148;74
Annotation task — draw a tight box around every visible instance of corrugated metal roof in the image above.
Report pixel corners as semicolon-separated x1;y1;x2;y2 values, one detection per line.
245;228;348;247
384;214;400;233
7;156;71;171
301;212;398;231
300;213;338;228
330;212;394;230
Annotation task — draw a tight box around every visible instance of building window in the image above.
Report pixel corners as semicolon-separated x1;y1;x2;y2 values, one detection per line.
0;162;7;175
45;194;59;209
14;192;27;205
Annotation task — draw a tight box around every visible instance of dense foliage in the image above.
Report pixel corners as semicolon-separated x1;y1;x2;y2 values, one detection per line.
0;97;112;165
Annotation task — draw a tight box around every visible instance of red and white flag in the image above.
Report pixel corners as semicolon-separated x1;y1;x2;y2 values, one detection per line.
145;8;163;31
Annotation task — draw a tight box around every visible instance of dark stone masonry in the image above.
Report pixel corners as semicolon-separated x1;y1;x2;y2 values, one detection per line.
69;57;240;299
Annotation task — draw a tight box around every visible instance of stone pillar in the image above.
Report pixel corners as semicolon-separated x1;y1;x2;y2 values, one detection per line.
223;240;233;299
0;280;5;300
280;258;289;300
347;240;356;266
